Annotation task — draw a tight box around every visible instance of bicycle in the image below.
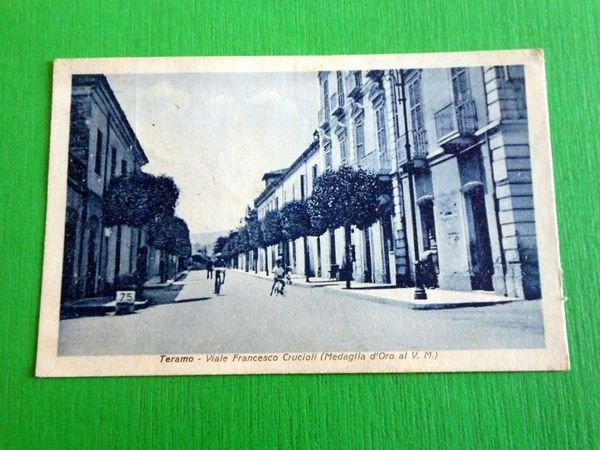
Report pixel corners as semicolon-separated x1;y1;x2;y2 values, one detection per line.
270;276;286;296
214;267;226;295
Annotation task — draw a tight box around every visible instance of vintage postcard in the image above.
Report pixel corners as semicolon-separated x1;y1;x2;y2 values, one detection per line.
36;50;569;377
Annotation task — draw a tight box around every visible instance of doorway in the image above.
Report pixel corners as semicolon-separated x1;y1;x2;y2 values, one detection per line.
464;184;494;290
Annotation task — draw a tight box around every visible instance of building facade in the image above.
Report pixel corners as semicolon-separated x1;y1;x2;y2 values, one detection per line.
62;75;157;301
316;70;396;284
254;138;324;276
393;66;539;299
315;66;539;299
242;65;540;300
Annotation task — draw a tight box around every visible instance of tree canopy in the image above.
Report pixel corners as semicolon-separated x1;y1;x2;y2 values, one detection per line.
213;236;229;255
246;208;264;250
236;226;250;254
308;166;390;232
261;210;283;246
280;200;312;241
102;173;179;227
147;214;191;257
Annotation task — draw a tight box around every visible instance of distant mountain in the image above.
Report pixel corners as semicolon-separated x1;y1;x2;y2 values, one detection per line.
191;230;229;254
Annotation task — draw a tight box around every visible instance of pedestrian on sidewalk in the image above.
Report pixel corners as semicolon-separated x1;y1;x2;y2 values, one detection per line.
206;257;214;279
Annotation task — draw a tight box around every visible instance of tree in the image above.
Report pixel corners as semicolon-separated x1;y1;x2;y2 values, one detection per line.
280;201;311;241
261;210;283;274
221;231;239;267
147;214;191;282
147;214;191;257
280;200;313;281
261;210;283;246
236;226;251;271
102;173;179;227
171;217;192;258
308;166;388;288
213;236;229;256
102;173;181;284
246;209;264;273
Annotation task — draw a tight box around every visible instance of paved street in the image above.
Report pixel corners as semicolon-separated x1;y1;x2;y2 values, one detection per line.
59;270;545;356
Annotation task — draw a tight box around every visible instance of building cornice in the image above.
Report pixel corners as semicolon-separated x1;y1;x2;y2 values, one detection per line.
73;75;149;166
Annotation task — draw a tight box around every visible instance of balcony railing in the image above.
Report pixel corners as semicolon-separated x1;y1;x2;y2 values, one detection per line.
412;129;428;159
318;107;329;128
344;71;363;98
379;151;392;172
331;92;344;116
396;132;428;173
434;100;477;145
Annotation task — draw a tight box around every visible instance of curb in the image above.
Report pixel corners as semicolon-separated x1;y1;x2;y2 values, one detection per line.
234;269;519;310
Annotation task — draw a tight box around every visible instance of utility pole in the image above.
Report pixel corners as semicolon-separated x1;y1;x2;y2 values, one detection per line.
397;69;427;300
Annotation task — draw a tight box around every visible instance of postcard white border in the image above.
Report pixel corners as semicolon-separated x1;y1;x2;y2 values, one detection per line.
36;49;569;377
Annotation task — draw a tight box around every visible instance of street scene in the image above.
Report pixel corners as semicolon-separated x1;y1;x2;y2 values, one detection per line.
59;269;544;356
56;61;546;358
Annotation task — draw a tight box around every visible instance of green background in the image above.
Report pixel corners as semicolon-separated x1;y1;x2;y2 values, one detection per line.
1;1;598;448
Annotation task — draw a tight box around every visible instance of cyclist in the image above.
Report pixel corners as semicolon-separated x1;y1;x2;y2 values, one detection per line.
213;254;226;294
270;258;286;296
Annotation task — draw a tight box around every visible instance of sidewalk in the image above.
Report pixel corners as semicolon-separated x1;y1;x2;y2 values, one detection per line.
235;269;520;310
61;296;151;317
143;270;189;289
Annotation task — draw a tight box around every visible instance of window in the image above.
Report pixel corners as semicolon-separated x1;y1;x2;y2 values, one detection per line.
340;136;347;164
354;71;362;89
300;175;305;200
312;164;318;185
110;146;117;177
451;67;471;104
323;79;330;117
94;130;103;175
376;107;387;155
355;119;365;160
121;160;128;176
336;71;344;103
324;141;332;170
391;87;400;140
408;75;427;155
408;77;424;131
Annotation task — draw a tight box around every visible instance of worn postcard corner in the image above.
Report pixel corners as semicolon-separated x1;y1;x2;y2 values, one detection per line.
36;49;568;377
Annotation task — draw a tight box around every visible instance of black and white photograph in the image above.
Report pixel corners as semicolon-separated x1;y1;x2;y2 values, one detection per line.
36;51;568;376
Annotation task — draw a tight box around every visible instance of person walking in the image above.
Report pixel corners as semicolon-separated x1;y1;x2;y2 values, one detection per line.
206;257;214;279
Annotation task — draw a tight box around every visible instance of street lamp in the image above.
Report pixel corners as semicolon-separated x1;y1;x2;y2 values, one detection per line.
394;69;427;300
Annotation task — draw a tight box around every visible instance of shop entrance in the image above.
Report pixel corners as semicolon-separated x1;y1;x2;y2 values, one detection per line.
464;184;494;291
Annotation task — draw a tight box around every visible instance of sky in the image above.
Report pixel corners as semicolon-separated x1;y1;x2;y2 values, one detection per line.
107;72;320;235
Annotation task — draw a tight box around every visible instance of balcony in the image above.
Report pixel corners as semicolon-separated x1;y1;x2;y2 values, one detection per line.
396;136;407;164
331;92;345;117
366;70;384;81
412;129;428;159
434;100;477;151
396;131;429;174
344;72;363;99
378;151;392;173
318;107;330;129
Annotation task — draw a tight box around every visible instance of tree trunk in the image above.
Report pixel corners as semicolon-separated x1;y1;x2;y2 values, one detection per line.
264;246;269;276
303;235;310;282
344;224;352;289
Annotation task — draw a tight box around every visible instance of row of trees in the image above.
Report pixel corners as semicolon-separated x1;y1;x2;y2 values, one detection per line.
102;173;192;282
214;166;392;288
